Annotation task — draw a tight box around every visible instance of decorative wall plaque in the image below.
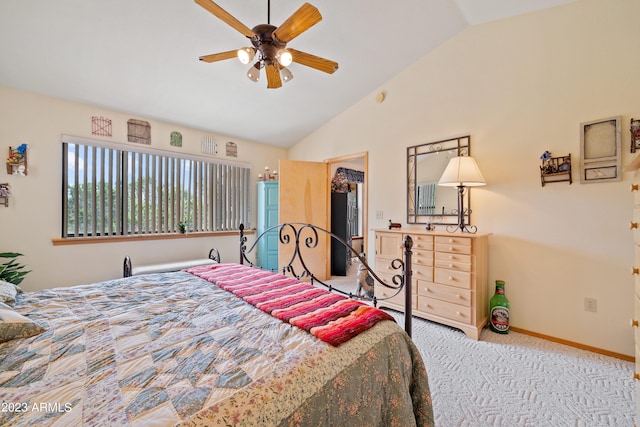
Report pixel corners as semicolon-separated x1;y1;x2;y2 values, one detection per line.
226;141;237;157
91;116;112;137
127;119;151;144
580;116;621;183
170;131;182;147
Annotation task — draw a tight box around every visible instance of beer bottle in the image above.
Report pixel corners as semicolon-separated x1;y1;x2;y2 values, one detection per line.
489;280;510;334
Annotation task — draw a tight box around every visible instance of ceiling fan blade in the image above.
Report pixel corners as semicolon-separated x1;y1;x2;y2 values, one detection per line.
265;64;282;89
199;50;238;63
273;3;322;43
195;0;256;38
288;48;338;74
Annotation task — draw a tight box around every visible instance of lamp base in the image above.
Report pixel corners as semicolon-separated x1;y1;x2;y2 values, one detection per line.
446;224;478;234
445;185;478;234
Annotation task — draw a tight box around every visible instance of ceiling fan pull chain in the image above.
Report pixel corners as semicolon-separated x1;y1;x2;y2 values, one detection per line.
267;0;270;25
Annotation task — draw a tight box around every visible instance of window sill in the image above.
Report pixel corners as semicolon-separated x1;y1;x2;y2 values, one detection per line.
51;229;254;246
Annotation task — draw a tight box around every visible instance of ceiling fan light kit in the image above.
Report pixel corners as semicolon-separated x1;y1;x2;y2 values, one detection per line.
237;47;256;65
196;0;338;89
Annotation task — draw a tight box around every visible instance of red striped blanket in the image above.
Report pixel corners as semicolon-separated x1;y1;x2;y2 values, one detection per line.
186;263;395;346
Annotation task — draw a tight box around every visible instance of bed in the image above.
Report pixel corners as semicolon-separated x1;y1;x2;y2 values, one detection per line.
0;223;433;426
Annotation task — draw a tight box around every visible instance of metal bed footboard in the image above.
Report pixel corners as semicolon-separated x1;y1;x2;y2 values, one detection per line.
238;223;414;336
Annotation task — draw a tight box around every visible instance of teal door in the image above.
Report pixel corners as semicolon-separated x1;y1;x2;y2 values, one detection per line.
257;182;279;270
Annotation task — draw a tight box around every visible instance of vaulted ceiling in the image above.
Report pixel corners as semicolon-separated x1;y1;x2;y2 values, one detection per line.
0;0;576;147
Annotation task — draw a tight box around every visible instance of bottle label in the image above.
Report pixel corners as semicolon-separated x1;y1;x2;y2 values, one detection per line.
490;306;510;332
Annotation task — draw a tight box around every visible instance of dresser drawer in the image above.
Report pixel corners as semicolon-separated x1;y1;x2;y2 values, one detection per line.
412;234;434;251
633;208;640;244
375;275;417;309
418;281;471;306
435;236;471;247
635;295;640;345
375;256;401;276
435;268;471;289
435;243;472;255
413;264;434;282
435;251;472;264
435;258;471;272
413;252;434;268
633;174;640;206
418;296;472;324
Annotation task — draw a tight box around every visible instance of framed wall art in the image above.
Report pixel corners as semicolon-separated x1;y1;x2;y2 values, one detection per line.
631;118;640;153
579;116;621;183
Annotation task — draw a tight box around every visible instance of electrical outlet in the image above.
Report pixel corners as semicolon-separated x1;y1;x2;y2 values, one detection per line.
584;297;597;313
376;210;384;220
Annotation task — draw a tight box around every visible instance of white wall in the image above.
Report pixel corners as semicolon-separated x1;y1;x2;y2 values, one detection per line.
289;0;640;356
0;86;286;290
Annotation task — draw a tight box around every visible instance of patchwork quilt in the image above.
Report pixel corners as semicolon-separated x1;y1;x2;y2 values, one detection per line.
0;268;433;426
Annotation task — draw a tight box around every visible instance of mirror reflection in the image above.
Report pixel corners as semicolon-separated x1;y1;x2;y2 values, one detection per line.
407;136;470;225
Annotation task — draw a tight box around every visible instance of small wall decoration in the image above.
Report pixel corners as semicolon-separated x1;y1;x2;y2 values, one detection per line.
201;136;217;155
170;131;182;147
226;141;237;157
127;119;151;144
91;116;112;137
580;116;621;183
631;118;640;153
6;144;28;176
539;151;571;187
0;183;10;207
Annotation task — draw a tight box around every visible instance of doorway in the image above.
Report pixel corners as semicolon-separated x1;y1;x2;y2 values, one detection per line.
326;152;368;277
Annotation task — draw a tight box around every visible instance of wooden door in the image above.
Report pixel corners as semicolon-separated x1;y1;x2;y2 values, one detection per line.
278;159;329;280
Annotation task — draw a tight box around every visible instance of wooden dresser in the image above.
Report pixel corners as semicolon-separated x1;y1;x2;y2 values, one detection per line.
626;156;640;417
373;228;490;340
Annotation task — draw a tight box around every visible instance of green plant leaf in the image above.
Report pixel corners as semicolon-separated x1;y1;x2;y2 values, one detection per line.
0;252;23;258
0;252;29;285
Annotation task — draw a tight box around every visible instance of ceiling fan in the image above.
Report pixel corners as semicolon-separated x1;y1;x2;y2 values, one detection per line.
195;0;339;89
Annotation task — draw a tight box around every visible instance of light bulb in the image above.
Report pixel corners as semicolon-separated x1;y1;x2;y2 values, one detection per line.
280;67;294;83
276;49;293;67
237;47;255;65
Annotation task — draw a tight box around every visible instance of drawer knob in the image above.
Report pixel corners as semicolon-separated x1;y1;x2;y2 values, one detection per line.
633;267;640;276
448;238;454;243
448;246;454;251
449;263;454;268
448;276;454;281
631;319;639;328
631;222;639;230
448;255;453;260
456;294;462;299
456;311;462;316
634;372;640;381
632;183;639;192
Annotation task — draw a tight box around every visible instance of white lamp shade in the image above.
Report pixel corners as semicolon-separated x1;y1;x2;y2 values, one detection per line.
237;47;256;65
280;66;294;82
277;49;293;67
438;156;486;187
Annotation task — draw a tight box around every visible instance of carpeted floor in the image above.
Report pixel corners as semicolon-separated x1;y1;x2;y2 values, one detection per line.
326;269;636;426
386;310;636;427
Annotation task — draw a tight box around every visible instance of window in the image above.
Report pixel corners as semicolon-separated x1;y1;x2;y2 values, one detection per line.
62;136;250;238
